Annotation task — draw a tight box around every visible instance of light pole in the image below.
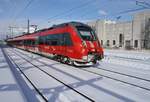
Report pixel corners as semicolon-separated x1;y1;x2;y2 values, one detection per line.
27;19;30;33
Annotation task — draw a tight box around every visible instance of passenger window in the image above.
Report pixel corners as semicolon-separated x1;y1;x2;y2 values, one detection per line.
64;33;73;46
44;33;72;46
51;40;58;45
39;36;45;44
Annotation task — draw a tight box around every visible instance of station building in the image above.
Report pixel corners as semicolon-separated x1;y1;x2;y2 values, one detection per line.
87;10;150;49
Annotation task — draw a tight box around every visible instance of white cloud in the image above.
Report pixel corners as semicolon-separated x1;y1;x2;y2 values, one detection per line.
98;10;108;16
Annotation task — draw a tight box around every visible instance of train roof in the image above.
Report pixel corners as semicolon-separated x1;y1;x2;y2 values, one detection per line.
51;21;90;28
7;21;90;41
7;33;38;41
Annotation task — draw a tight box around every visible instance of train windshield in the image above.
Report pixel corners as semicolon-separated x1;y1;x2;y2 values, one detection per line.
76;26;97;41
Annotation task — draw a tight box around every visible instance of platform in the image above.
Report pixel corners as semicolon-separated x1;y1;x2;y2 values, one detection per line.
0;46;26;102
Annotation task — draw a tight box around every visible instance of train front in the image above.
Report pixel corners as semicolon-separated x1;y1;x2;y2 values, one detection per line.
72;22;104;65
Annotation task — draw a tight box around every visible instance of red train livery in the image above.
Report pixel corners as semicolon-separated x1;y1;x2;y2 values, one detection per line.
7;22;104;66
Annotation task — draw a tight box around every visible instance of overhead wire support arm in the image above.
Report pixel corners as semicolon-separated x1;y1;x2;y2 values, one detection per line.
115;1;150;16
136;1;150;8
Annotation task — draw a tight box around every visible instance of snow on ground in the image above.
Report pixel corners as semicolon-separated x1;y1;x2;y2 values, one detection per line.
1;45;150;102
6;50;91;102
8;47;150;102
6;48;130;102
103;49;150;70
0;46;26;102
104;49;150;61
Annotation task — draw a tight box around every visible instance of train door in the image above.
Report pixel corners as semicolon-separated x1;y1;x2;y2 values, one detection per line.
24;40;27;49
60;33;67;56
46;34;57;55
63;33;73;57
34;37;39;53
38;36;46;54
44;37;50;56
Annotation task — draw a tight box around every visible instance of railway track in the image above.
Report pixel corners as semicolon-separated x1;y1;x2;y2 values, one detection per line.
3;48;48;102
105;55;143;61
94;65;150;82
104;55;150;65
11;48;150;92
80;67;150;91
4;48;94;102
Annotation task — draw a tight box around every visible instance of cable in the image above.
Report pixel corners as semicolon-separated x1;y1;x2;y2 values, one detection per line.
117;1;150;15
117;7;148;15
8;0;35;37
64;0;101;20
47;0;95;21
12;0;35;24
36;0;96;25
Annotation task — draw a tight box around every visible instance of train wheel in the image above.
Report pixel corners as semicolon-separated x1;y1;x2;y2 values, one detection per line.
60;56;65;63
92;60;97;64
62;57;72;65
66;58;73;65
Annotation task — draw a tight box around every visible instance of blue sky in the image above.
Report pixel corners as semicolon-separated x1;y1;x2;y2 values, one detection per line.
0;0;150;39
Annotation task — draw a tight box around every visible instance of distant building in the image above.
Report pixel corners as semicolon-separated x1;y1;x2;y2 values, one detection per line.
87;10;150;49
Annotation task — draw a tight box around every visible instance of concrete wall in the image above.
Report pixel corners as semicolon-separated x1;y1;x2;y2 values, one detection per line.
87;10;150;49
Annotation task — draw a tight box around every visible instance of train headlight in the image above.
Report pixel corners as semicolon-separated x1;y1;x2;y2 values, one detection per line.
88;54;94;61
82;56;88;60
82;41;87;48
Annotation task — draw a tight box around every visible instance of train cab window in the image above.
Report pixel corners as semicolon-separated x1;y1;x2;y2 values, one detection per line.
76;26;97;41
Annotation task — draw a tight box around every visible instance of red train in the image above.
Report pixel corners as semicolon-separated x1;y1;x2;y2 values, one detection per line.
7;22;104;66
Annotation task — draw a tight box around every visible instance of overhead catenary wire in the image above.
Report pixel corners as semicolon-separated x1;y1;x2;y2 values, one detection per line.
65;0;101;20
82;1;150;20
47;0;150;25
36;0;96;25
11;0;35;25
8;0;35;38
117;1;150;15
9;0;96;33
47;0;95;22
9;0;150;34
